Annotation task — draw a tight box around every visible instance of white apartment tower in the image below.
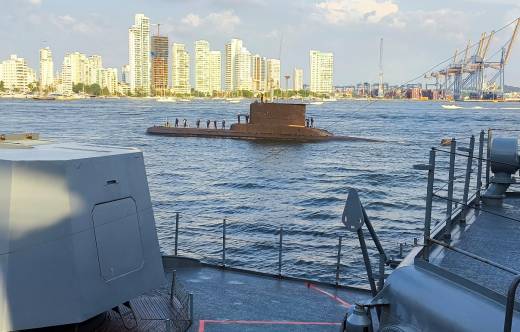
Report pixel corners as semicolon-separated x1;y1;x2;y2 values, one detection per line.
266;58;281;91
0;55;34;92
293;68;303;91
209;51;221;94
39;47;54;90
87;55;103;86
195;41;221;95
310;50;333;94
129;14;151;96
225;39;252;92
171;43;191;95
251;54;267;92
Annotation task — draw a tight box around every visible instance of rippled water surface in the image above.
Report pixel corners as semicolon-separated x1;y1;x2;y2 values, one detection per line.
2;98;520;286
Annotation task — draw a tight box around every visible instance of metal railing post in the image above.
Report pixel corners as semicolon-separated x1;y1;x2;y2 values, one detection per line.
335;236;342;286
461;135;475;220
170;270;176;304
278;227;283;277
445;138;456;241
174;212;179;256
189;293;194;323
486;128;492;188
423;148;436;261
504;275;520;332
476;130;485;204
222;218;227;267
378;253;385;291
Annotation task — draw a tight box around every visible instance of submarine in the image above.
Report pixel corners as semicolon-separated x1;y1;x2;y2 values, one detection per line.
147;101;380;142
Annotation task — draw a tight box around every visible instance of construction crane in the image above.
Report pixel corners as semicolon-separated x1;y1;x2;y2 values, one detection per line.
427;17;519;101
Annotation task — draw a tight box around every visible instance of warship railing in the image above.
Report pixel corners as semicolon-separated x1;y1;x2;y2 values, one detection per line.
415;128;520;330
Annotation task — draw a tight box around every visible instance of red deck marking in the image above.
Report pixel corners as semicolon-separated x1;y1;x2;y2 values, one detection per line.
306;282;352;308
199;320;341;331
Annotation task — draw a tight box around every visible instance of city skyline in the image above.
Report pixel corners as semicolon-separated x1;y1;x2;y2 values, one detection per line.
2;0;519;86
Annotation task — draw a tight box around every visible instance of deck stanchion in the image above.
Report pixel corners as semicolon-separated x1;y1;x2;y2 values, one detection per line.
189;293;194;323
174;212;179;256
278;227;283;277
170;270;176;304
445;138;456;241
335;236;342;286
476;130;485;204
486;129;492;188
222;218;226;267
461;135;475;220
378;253;385;291
423;148;436;261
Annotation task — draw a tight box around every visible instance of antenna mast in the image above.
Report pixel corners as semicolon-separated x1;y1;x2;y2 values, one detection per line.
378;38;384;98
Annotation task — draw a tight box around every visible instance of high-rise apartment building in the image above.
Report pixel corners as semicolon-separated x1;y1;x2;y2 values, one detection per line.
121;65;131;84
87;55;103;86
195;40;221;95
151;35;169;94
60;52;90;94
101;68;118;94
310;50;333;94
251;54;266;92
0;55;34;92
195;40;210;94
293;68;303;91
129;14;151;96
225;39;252;92
266;58;280;91
171;43;191;94
39;47;54;90
209;51;222;94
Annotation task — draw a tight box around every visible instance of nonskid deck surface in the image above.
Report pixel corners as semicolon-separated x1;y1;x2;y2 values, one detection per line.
434;194;520;300
164;257;370;332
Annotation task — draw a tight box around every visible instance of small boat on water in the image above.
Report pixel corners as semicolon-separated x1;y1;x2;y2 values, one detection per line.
441;104;463;109
32;95;56;101
310;101;324;105
157;97;177;103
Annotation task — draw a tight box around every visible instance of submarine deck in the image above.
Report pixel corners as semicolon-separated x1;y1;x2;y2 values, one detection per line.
146;126;382;142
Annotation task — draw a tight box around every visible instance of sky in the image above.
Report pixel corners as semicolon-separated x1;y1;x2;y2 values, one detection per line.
1;0;520;86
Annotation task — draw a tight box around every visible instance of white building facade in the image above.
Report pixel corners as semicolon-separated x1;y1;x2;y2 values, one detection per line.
293;68;303;91
129;14;151;96
266;58;281;91
39;47;54;90
0;55;35;93
225;39;252;92
171;43;191;95
310;50;333;94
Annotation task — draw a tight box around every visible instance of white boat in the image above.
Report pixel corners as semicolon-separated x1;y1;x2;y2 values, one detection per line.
441;104;463;109
157;97;177;103
310;101;324;105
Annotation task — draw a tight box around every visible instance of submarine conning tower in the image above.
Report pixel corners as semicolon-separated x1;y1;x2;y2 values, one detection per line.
229;101;332;138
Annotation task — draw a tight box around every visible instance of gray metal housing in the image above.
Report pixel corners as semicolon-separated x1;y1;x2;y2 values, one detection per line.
0;142;165;331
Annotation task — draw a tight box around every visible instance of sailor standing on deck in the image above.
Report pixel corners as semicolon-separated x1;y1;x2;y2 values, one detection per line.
196;119;200;128
306;118;310;127
310;117;314;128
222;120;226;129
213;120;217;129
207;120;210;128
183;119;187;128
175;118;179;127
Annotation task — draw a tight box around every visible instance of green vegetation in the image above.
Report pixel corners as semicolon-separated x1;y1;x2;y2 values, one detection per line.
73;83;102;96
0;81;4;92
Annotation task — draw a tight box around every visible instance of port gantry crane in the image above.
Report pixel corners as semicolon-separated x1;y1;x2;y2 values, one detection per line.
425;17;519;101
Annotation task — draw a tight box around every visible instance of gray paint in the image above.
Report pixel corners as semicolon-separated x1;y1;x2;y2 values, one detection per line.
0;142;165;331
